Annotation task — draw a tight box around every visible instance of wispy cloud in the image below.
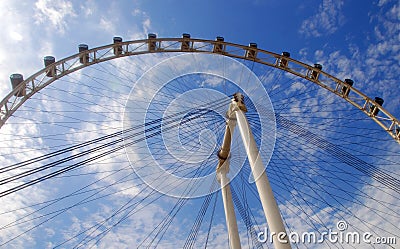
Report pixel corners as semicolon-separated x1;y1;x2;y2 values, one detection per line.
34;0;77;34
0;121;50;248
0;1;398;248
298;1;399;117
299;0;345;37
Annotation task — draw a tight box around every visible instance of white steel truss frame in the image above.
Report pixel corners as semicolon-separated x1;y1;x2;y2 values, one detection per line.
0;37;399;144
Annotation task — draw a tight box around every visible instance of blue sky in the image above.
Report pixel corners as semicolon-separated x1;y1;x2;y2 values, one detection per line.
1;0;398;116
0;0;399;248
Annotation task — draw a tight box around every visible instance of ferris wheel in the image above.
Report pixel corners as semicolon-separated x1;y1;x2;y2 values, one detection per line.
0;34;399;249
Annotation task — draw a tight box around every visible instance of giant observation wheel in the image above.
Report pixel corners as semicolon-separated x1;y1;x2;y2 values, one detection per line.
0;34;399;248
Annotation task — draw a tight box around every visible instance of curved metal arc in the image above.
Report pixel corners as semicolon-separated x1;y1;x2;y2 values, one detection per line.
0;37;399;143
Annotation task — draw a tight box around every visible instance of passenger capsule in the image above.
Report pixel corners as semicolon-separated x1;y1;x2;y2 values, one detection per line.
246;43;257;59
181;33;191;51
44;56;56;77
370;97;384;116
341;78;354;97
148;33;157;52
78;44;89;64
113;36;123;56
311;63;322;80
279;52;290;67
213;36;225;53
10;73;25;97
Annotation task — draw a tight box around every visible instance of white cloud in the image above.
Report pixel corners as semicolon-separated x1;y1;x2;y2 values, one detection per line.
378;0;390;6
127;9;153;40
132;8;141;16
0;121;50;249
142;18;151;35
298;0;399;116
275;2;400;244
299;0;345;37
0;1;34;98
99;17;115;33
10;31;23;41
34;0;77;34
0;1;398;248
80;0;96;17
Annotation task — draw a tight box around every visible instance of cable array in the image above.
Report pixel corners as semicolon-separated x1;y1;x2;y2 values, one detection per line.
0;53;398;249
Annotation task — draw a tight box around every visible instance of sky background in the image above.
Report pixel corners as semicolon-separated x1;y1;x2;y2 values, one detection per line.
1;0;399;116
0;0;399;248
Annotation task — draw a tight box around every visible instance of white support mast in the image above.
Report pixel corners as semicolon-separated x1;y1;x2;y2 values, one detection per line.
216;105;241;249
233;93;291;249
217;93;291;249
